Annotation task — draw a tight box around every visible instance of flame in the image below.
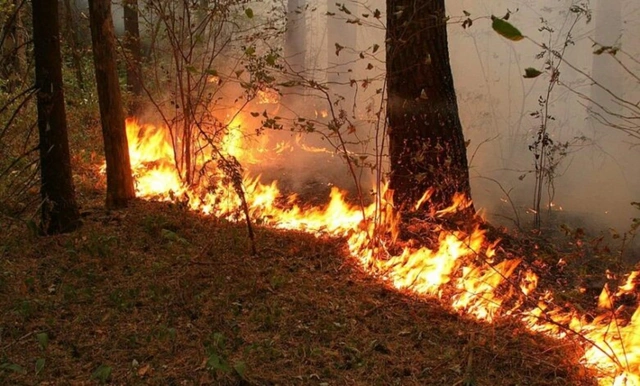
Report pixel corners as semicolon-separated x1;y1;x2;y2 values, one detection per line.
257;88;280;104
116;118;640;385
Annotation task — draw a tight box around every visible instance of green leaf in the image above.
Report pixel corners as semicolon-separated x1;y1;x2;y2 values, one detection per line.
205;68;218;76
35;358;45;375
206;353;231;373
161;229;189;245
36;332;49;350
245;8;254;18
244;46;256;56
91;364;112;383
186;65;198;74
233;361;247;378
491;16;524;41
523;67;542;78
1;362;27;374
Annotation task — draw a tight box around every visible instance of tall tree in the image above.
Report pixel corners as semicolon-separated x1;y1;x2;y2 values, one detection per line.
386;0;474;214
32;0;81;234
62;0;85;89
88;0;136;208
1;0;27;91
123;0;143;114
327;1;358;104
285;0;306;73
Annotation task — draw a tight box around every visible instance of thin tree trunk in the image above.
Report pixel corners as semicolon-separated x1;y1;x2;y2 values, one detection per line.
386;0;474;215
88;0;136;208
123;0;143;113
1;0;26;90
285;0;306;73
62;0;85;89
32;0;81;234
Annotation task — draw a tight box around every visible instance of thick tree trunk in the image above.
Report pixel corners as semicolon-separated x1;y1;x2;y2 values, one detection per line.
88;0;136;208
386;0;474;215
32;0;81;234
123;0;143;114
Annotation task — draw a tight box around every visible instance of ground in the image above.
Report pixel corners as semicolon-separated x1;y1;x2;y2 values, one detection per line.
0;195;600;385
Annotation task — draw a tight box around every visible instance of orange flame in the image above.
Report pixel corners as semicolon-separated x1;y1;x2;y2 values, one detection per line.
116;118;640;385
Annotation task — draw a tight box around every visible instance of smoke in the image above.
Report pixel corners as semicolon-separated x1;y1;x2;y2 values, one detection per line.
274;0;640;253
124;0;640;255
445;0;640;257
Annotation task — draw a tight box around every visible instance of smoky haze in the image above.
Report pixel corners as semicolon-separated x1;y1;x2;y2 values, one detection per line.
94;0;639;252
445;0;640;236
272;0;639;243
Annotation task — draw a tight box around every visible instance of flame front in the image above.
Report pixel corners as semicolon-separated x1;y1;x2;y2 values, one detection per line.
119;118;640;385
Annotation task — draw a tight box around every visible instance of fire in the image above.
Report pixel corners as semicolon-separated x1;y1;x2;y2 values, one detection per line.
257;88;280;104
117;117;640;385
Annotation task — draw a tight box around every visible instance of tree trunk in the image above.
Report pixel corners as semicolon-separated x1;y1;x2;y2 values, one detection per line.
327;1;358;104
386;0;474;215
88;0;136;209
62;0;85;89
1;0;26;91
32;0;81;234
123;0;143;114
285;0;306;73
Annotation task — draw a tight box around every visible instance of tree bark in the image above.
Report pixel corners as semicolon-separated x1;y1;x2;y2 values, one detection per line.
32;0;81;234
88;0;136;208
1;0;27;91
123;0;143;114
386;0;474;215
62;0;85;89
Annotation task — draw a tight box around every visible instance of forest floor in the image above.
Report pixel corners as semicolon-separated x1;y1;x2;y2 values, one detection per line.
1;193;613;385
2;119;638;385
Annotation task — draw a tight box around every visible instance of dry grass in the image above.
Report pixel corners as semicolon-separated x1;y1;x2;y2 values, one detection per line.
0;197;598;385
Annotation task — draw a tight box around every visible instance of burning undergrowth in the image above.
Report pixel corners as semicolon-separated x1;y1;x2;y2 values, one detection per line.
1;114;636;384
110;116;640;385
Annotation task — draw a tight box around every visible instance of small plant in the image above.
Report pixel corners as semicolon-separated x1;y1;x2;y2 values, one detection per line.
204;332;247;380
34;332;48;376
83;234;118;258
489;7;592;230
90;364;112;384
